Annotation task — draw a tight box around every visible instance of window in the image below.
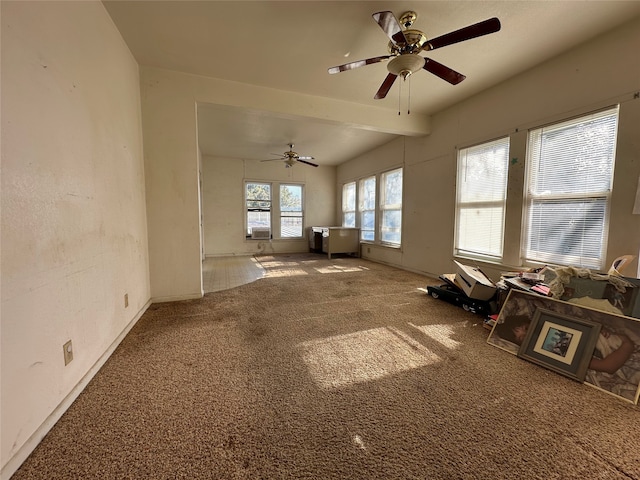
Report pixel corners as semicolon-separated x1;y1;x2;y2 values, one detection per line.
359;176;376;241
455;137;510;260
342;182;356;227
380;168;403;245
246;182;271;237
245;182;305;239
280;184;303;238
524;107;618;269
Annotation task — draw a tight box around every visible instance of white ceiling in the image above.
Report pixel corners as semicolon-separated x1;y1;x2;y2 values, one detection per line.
103;0;640;166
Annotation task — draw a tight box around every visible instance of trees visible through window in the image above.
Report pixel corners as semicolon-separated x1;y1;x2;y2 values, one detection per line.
380;168;403;245
246;182;305;239
359;176;376;241
341;168;403;246
455;137;509;260
524;107;618;269
280;184;303;238
342;182;356;227
246;182;271;237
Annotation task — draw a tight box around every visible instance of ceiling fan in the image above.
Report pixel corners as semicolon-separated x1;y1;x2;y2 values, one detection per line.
328;11;501;99
261;144;319;168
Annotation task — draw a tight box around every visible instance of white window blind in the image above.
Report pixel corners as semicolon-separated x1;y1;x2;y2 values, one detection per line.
455;137;509;260
380;168;403;245
359;176;376;241
524;106;618;269
342;182;356;227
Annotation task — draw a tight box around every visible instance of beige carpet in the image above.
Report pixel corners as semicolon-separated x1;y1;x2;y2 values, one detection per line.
12;254;640;479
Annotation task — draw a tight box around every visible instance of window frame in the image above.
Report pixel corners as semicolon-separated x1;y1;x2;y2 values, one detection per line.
342;182;356;228
454;136;510;262
359;176;376;242
379;167;403;247
522;106;619;270
279;183;305;239
245;181;272;238
245;181;305;240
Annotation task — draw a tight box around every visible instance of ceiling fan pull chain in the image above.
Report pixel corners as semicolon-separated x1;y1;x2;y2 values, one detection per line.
398;79;401;115
408;75;411;115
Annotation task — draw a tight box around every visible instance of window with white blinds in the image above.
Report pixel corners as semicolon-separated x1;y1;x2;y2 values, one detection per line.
455;137;510;260
359;176;376;241
524;106;619;269
342;182;356;227
380;168;403;245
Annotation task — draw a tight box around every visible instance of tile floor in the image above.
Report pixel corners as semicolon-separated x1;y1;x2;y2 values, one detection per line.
202;255;265;293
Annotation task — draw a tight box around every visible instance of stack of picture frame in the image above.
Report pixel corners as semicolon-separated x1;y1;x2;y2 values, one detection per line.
488;289;640;404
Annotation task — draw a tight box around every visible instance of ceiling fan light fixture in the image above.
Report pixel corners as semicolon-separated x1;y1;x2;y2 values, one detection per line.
285;158;296;168
387;54;425;78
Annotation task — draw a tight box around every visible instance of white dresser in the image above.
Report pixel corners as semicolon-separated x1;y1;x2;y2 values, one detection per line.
310;227;360;259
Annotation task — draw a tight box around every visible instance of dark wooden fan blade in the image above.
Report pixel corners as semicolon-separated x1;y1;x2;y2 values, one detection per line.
425;17;501;51
328;55;391;74
423;58;466;85
298;156;315;160
374;73;398;99
298;159;319;167
372;11;408;45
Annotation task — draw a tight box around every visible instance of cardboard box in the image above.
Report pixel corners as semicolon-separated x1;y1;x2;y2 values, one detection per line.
454;261;497;301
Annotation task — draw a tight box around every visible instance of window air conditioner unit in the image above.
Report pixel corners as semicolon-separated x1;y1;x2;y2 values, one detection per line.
251;228;271;240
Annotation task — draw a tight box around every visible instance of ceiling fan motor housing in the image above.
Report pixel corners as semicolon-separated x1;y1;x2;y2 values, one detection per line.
388;29;428;55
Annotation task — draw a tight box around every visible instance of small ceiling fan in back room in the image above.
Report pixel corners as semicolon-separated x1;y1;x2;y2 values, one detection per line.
328;10;501;101
261;144;319;168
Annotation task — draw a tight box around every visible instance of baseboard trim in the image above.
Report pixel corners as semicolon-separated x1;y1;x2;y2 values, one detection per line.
151;292;203;303
1;299;152;480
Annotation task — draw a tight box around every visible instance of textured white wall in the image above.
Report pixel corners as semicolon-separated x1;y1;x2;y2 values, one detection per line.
140;67;350;299
0;2;150;477
339;16;640;279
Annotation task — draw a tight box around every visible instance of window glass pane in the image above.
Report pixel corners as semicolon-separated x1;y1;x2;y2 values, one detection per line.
343;212;355;228
281;215;302;237
361;211;375;230
381;210;401;244
246;183;271;201
342;182;356;227
343;182;355;211
246;183;271;236
359;176;376;241
455;137;509;259
381;169;402;245
280;184;302;211
280;184;303;238
360;177;376;209
382;169;403;207
361;230;375;242
525;107;618;269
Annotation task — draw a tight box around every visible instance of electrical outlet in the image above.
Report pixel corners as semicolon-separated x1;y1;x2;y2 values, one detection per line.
63;340;73;365
124;293;129;308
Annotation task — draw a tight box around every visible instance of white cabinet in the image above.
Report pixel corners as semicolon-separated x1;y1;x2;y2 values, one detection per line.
311;227;360;259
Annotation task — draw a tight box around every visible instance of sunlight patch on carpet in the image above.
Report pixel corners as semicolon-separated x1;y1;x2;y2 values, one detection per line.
409;323;462;349
299;327;441;389
314;265;369;274
263;268;310;277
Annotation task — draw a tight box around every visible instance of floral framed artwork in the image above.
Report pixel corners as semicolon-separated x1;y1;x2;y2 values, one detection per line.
517;308;601;382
